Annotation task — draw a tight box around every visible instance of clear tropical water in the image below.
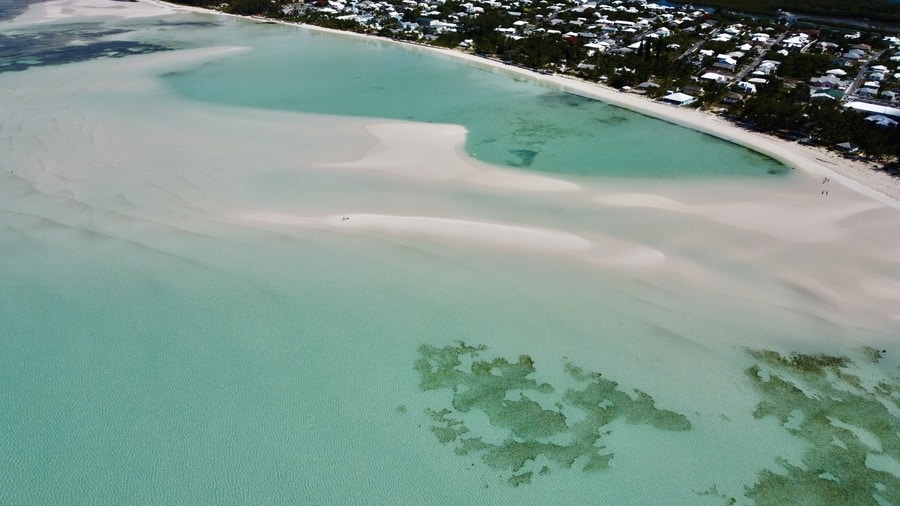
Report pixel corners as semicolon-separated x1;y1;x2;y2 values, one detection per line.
161;23;788;178
1;3;898;505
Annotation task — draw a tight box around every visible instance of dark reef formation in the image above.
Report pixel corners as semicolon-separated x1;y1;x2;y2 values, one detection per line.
744;348;899;506
414;341;691;486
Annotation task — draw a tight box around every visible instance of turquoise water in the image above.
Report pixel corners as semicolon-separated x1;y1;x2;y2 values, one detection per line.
162;24;787;178
2;6;899;505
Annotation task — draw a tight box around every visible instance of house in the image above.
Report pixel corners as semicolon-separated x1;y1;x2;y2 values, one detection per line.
782;33;809;49
736;81;756;93
700;72;728;83
682;84;704;96
713;54;737;71
844;101;900;118
756;60;779;75
662;92;696;106
858;86;879;97
810;91;838;101
865;114;898;127
811;89;844;101
723;92;743;105
813;41;839;53
836;142;859;153
810;74;842;89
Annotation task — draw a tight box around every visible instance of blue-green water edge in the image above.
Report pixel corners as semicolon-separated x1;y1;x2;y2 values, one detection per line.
162;24;787;178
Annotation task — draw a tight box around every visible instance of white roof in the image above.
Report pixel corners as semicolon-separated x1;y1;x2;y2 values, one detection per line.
844;101;900;118
865;114;898;126
825;68;847;76
700;72;727;82
663;92;696;105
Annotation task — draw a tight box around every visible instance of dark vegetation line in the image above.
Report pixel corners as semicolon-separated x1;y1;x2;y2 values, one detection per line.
681;0;900;26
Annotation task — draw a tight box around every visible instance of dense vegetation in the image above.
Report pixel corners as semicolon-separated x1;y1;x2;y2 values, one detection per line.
677;0;900;25
169;0;277;16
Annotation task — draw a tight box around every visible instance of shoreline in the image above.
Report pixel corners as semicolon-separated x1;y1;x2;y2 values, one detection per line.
145;0;900;207
23;0;900;206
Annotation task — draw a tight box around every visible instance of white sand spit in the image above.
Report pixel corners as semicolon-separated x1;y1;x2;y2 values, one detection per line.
8;0;176;24
331;122;581;192
241;212;670;267
594;190;882;243
242;212;592;253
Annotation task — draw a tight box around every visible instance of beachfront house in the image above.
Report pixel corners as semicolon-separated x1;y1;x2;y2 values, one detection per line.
662;92;696;106
836;142;859;153
723;92;743;105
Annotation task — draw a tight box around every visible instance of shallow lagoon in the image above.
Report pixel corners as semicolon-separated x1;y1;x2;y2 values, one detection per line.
1;3;898;504
161;21;788;178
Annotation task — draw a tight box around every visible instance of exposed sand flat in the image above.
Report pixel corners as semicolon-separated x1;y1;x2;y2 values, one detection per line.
241;212;670;269
6;0;177;23
242;212;592;253
331;122;581;192
594;190;883;243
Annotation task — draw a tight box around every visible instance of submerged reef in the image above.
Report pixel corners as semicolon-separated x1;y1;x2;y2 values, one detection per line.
414;342;691;486
744;348;900;505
